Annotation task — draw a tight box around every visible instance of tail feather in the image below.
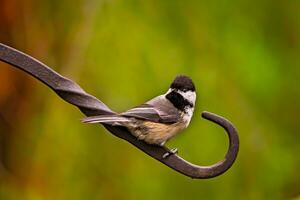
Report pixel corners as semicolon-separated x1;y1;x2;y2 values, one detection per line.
81;115;130;125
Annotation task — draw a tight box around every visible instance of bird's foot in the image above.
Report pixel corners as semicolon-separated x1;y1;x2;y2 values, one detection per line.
162;148;178;159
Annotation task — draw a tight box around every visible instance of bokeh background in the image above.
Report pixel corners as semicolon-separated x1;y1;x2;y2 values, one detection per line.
0;0;300;199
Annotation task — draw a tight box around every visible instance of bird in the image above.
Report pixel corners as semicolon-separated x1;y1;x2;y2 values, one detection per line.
82;75;196;158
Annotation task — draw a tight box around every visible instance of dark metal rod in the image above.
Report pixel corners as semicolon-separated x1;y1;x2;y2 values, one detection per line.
0;43;239;179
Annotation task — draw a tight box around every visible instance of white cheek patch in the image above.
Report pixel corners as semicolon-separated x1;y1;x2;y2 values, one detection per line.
177;90;196;105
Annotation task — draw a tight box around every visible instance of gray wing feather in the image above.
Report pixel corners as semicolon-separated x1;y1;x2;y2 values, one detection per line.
121;95;180;123
82;115;130;125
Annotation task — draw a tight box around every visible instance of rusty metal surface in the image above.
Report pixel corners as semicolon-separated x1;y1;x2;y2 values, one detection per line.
0;43;239;179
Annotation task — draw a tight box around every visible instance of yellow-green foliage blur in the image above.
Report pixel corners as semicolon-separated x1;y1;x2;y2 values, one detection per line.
0;0;299;199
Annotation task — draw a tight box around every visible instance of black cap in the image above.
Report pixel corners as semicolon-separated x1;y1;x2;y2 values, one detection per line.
170;75;195;92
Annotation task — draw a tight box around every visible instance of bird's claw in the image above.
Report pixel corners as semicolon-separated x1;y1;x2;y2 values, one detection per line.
162;148;178;159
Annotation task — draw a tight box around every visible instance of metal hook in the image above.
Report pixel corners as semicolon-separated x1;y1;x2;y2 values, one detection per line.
0;43;239;179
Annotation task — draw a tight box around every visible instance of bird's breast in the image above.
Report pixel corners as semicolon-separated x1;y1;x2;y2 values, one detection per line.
183;107;194;127
128;120;186;145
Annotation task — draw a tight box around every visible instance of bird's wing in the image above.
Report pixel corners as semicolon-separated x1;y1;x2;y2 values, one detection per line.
121;95;180;123
82;115;130;123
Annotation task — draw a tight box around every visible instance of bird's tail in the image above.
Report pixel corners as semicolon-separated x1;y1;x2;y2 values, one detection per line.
81;114;131;126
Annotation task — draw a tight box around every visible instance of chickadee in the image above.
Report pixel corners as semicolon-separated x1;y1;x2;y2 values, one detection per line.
82;75;196;158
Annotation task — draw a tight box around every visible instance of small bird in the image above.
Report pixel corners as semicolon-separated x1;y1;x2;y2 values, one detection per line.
82;75;196;158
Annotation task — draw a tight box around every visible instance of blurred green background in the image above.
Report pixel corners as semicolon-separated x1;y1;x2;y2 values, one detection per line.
0;0;300;199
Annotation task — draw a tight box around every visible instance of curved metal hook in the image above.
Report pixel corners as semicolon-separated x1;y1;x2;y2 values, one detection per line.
0;43;239;178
